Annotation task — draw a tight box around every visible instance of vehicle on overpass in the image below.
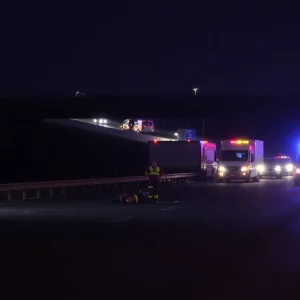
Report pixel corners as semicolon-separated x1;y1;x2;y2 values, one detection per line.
274;155;294;176
148;140;217;179
256;157;282;179
137;120;154;133
217;139;264;182
120;119;136;131
120;119;154;133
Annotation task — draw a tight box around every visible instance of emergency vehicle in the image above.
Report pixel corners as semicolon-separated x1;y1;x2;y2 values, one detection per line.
217;139;264;182
274;155;294;176
138;120;154;133
148;140;217;179
256;157;282;179
294;166;300;186
120;119;136;131
120;119;154;133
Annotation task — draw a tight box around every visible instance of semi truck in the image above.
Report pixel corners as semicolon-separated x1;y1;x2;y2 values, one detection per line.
217;139;264;182
148;140;217;178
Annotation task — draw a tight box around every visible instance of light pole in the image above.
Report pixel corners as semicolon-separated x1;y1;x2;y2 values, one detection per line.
193;88;198;96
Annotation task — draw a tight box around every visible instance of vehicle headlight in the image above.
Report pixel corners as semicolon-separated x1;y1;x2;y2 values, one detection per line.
103;119;107;124
99;119;103;123
296;168;300;174
241;166;248;172
275;165;281;172
257;165;265;172
218;166;226;172
93;119;97;123
286;164;293;171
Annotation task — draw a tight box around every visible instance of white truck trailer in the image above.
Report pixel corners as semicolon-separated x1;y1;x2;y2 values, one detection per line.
217;139;264;182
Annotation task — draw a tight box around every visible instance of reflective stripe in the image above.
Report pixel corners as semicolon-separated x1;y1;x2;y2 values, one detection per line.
148;186;153;188
148;195;153;198
149;166;161;176
154;195;159;199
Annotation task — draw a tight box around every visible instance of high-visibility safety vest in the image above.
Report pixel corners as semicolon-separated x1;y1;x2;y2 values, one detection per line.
148;166;161;176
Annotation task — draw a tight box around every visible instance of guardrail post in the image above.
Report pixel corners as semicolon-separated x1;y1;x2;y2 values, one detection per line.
36;190;40;198
7;192;12;201
22;191;26;200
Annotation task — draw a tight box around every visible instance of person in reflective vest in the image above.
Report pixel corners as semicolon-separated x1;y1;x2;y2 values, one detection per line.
145;161;163;202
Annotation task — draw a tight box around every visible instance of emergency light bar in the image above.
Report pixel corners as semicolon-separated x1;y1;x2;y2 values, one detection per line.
200;141;208;144
230;140;249;144
275;156;290;159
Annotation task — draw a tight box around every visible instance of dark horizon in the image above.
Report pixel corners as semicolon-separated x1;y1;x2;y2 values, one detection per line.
2;1;300;96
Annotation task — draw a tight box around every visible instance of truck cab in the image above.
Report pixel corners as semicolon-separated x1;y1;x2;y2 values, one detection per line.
217;139;264;182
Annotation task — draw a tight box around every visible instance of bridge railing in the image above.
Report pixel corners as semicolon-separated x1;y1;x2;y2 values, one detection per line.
0;172;201;202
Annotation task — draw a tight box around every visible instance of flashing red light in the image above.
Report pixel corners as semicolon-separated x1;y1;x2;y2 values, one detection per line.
275;155;290;159
153;140;158;143
188;140;190;142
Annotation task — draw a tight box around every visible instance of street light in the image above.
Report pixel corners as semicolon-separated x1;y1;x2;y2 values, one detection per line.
193;88;198;96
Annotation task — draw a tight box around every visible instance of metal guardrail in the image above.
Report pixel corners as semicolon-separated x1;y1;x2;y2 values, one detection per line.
0;173;201;202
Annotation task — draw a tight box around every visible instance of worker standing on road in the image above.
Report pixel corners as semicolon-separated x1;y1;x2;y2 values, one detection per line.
145;161;163;203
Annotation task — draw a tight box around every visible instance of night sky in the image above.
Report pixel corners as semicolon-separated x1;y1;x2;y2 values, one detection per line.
2;1;300;96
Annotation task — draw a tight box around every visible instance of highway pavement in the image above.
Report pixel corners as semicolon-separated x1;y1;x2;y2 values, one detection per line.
1;176;300;299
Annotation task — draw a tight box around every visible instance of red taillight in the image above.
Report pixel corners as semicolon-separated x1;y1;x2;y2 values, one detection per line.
154;140;158;143
188;140;190;142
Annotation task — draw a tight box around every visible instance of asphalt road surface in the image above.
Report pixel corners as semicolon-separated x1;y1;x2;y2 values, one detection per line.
1;176;300;299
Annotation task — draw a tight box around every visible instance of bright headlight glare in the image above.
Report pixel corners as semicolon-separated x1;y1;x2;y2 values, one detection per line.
286;164;293;171
218;166;226;172
296;168;300;174
275;165;281;172
257;165;265;172
241;166;248;172
93;119;97;123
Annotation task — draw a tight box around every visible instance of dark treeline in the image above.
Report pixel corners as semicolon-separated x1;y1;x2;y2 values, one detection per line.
0;120;148;184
